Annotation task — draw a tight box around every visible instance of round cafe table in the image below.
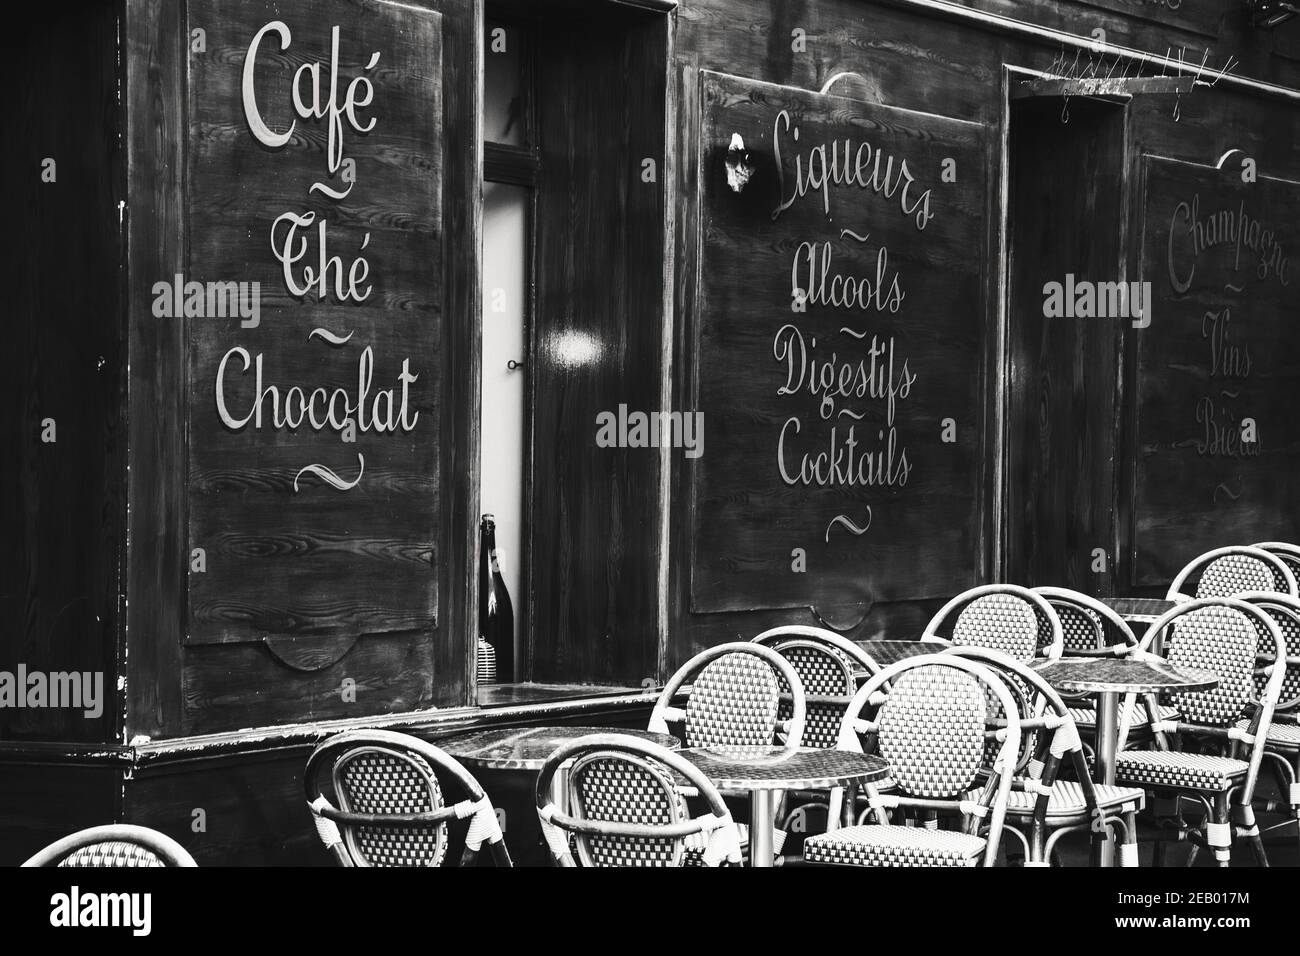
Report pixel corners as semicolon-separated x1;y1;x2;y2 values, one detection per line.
1032;656;1217;866
855;639;945;667
674;746;890;867
1098;597;1178;625
439;725;678;770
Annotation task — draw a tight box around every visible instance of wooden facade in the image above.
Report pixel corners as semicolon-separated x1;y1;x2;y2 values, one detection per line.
3;0;1300;864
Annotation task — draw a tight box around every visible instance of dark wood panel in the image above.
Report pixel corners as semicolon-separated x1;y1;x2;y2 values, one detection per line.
0;763;122;866
527;10;668;686
1061;0;1226;38
0;1;125;744
184;0;443;647
690;71;990;613
124;0;194;740
1004;97;1127;591
1131;155;1300;584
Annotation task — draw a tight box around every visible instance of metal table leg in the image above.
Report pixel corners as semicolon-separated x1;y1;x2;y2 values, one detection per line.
750;790;776;867
1093;690;1120;867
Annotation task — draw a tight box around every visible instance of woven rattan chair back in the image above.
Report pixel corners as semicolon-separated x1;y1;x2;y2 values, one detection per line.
1167;546;1298;601
649;642;806;749
922;585;1063;661
752;626;881;749
1163;606;1257;726
1238;592;1300;711
833;655;1023;866
21;824;197;867
875;665;988;798
570;751;688;866
304;729;511;867
334;746;447;867
1254;542;1300;589
535;734;743;867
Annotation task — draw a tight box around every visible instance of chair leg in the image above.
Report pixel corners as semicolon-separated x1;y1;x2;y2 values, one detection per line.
1209;792;1232;868
1121;811;1139;867
1151;839;1165;867
1233;802;1268;868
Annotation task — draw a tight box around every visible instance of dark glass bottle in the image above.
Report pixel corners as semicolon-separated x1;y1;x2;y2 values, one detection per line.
478;514;515;683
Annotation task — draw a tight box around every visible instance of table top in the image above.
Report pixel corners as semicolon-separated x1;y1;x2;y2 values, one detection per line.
675;746;889;792
438;725;679;770
1099;597;1178;623
1033;656;1218;694
856;640;945;667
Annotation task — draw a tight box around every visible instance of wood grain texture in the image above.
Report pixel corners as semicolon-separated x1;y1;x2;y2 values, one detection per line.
1131;156;1300;584
125;0;190;739
120;0;479;737
0;2;124;744
690;71;990;612
527;7;668;686
184;0;442;646
1004;97;1126;591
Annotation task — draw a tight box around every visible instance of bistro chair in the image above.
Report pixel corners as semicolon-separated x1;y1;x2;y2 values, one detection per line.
751;625;886;848
534;733;744;867
1115;597;1287;866
921;584;1064;661
1252;542;1300;586
22;824;197;867
648;642;806;750
1033;587;1176;752
304;729;512;867
648;642;806;863
1235;591;1300;856
942;646;1146;866
751;625;882;749
1166;545;1298;602
803;655;1022;867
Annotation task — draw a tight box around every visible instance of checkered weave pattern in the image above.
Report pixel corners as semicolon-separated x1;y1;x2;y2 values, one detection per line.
685;653;780;748
56;842;165;868
774;644;854;749
336;749;447;867
804;824;985;867
1115;751;1249;792
1195;555;1275;598
1235;717;1300;749
951;594;1038;660
877;667;986;798
1051;603;1106;652
572;755;682;867
964;781;1143;818
1251;606;1300;707
1164;606;1255;726
1274;552;1300;585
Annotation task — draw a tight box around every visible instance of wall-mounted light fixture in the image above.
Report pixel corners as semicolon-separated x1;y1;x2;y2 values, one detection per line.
724;133;755;194
1248;0;1300;29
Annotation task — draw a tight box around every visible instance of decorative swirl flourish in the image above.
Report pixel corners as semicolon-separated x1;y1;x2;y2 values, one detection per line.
309;327;355;345
294;454;365;493
1213;483;1241;503
839;228;871;243
825;510;873;543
